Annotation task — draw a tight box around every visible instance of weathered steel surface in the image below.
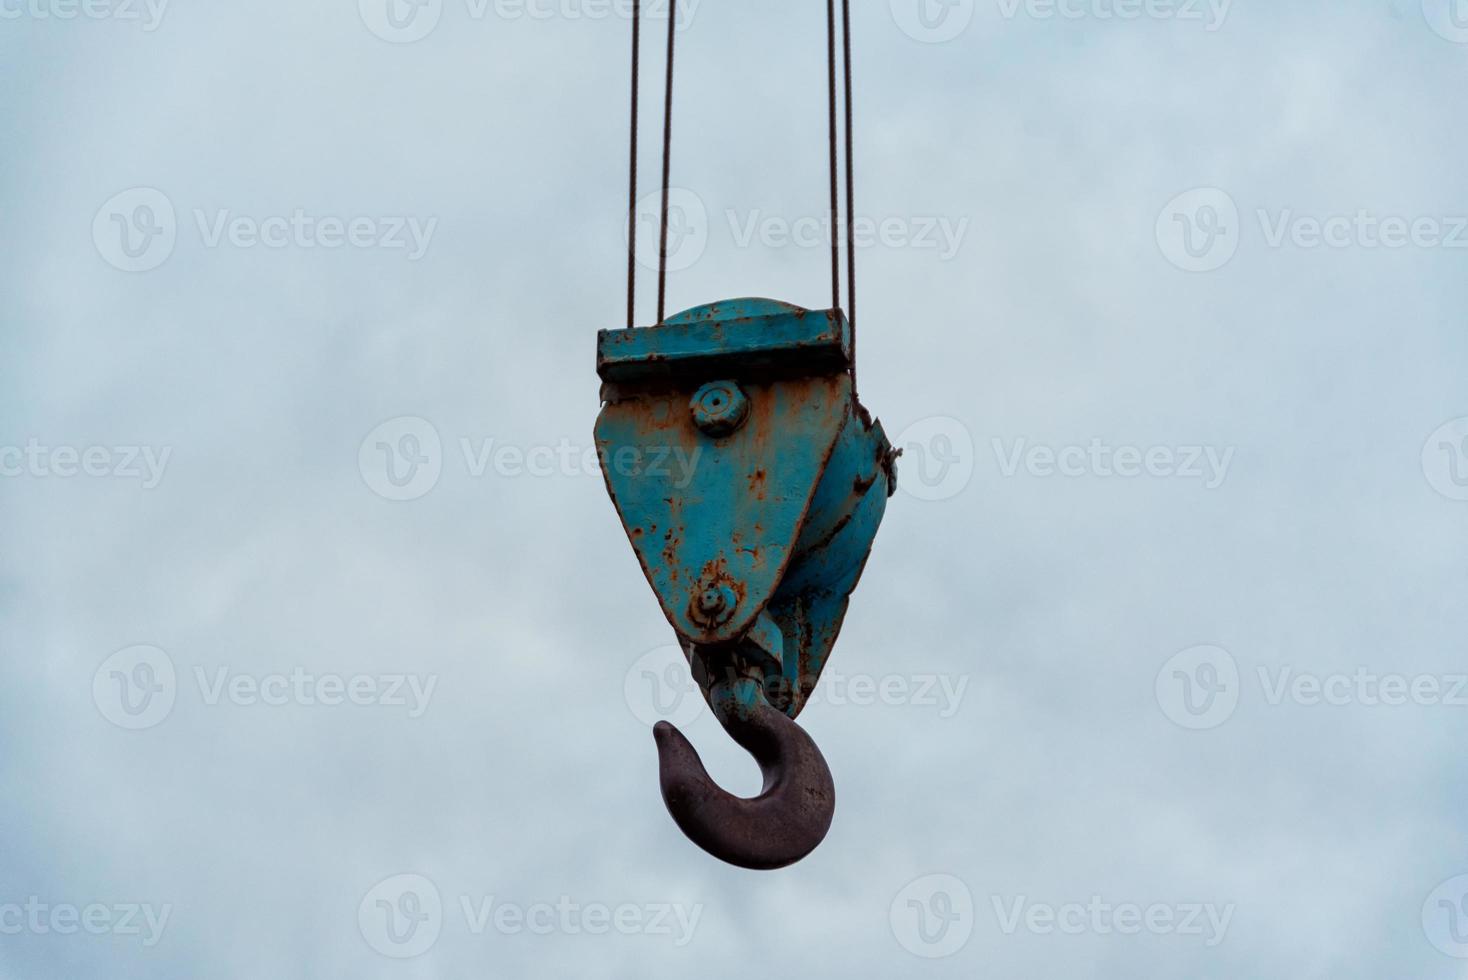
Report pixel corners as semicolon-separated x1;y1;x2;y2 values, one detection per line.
596;297;894;716
596;374;848;648
598;300;851;386
760;406;893;716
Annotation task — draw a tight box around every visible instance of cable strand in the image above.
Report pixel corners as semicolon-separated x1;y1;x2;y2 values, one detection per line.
841;0;856;392
626;0;640;329
656;0;677;324
827;0;841;314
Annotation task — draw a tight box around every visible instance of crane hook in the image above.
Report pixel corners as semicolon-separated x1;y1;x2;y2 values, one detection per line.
653;674;835;871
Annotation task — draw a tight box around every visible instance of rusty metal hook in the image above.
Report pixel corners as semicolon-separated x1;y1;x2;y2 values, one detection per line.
653;675;835;870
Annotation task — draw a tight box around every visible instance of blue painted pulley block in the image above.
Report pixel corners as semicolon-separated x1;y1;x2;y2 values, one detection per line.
596;297;895;718
594;297;896;869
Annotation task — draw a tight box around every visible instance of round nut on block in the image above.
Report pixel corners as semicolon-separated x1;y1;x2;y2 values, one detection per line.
690;381;749;437
689;582;738;628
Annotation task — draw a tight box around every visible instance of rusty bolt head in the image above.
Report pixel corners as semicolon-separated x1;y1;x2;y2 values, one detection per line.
690;582;737;628
690;381;749;438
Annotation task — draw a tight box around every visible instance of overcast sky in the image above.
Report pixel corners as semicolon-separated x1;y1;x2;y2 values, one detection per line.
3;0;1468;977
